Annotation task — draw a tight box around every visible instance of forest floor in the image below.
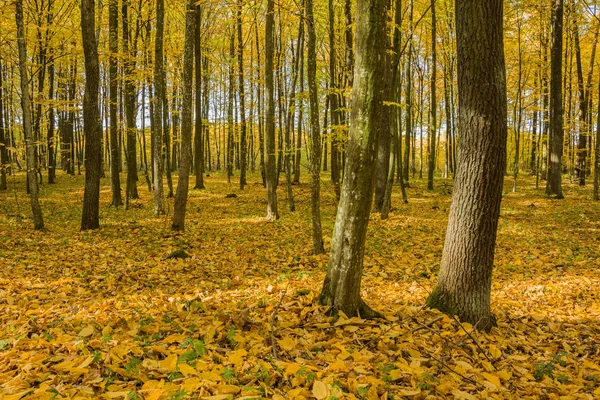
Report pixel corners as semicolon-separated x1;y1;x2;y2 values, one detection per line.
0;170;599;400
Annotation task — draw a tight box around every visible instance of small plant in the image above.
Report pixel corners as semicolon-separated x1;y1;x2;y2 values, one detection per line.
124;357;141;375
557;373;569;384
357;386;369;398
167;371;183;381
551;352;568;367
533;362;554;381
222;367;236;383
167;389;188;400
127;391;141;400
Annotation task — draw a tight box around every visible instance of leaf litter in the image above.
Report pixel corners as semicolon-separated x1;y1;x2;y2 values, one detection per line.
0;173;599;399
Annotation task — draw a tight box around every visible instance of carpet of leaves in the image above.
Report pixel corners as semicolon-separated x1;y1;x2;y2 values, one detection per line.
0;172;599;400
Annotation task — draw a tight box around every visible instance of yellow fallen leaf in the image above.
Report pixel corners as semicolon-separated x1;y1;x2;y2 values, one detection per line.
79;325;95;337
328;359;348;372
160;354;178;371
278;336;296;352
482;372;501;387
178;363;196;376
215;385;240;395
312;380;328;400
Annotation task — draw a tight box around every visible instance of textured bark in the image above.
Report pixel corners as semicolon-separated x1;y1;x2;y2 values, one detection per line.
80;0;102;230
194;6;205;189
153;0;165;214
123;0;138;205
546;0;563;199
171;0;195;231
594;68;600;201
237;0;247;190
306;0;324;254
318;0;387;318
403;0;413;183
47;55;56;184
427;0;437;191
109;0;122;207
328;0;341;200
264;0;279;220
227;33;235;184
0;57;7;190
15;0;44;230
426;0;507;332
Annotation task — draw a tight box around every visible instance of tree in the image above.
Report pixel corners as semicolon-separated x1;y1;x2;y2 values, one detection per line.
546;0;563;199
0;57;7;191
264;0;279;220
80;0;103;230
318;0;387;318
427;0;437;191
123;0;139;206
153;0;166;215
108;0;122;207
16;0;44;229
237;0;247;190
306;0;324;254
426;0;507;332
194;6;205;190
171;0;195;231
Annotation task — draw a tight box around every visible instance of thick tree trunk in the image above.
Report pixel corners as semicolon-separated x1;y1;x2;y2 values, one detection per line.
153;0;166;214
171;0;195;231
546;0;564;199
80;0;102;230
318;0;387;318
306;0;324;254
265;0;279;219
109;0;122;207
426;0;507;332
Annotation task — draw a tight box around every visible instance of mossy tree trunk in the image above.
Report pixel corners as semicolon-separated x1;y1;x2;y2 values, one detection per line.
318;0;387;318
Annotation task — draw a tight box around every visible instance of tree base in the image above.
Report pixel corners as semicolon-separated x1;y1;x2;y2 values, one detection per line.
318;284;382;320
426;286;497;332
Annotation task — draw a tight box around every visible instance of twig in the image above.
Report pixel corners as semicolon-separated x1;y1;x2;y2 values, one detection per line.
452;315;497;370
428;353;479;385
270;281;290;360
411;316;443;333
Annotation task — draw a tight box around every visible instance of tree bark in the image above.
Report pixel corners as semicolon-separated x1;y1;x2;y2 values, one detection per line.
171;0;195;231
427;0;437;191
328;0;341;200
318;0;387;318
426;0;507;332
0;57;7;190
109;0;122;207
153;0;166;214
80;0;102;230
546;0;564;199
306;0;324;254
194;6;205;189
237;0;248;190
123;0;139;206
265;0;279;219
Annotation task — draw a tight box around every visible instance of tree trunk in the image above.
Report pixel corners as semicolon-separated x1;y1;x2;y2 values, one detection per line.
47;53;56;185
318;0;387;318
153;0;166;214
427;0;437;191
328;0;341;200
80;0;102;230
0;56;7;190
546;0;564;199
594;69;600;200
306;0;324;254
171;0;195;231
109;0;122;207
404;0;413;184
194;6;205;189
426;0;507;332
123;0;139;206
265;0;279;219
237;0;248;190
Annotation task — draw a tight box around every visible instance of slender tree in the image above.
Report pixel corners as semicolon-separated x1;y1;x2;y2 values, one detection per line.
237;0;248;190
153;0;166;214
318;0;387;317
16;0;44;229
108;0;122;207
172;0;195;231
426;0;507;331
81;0;103;230
123;0;138;205
194;6;205;189
427;0;437;191
306;0;324;253
0;57;7;191
264;0;279;219
546;0;564;199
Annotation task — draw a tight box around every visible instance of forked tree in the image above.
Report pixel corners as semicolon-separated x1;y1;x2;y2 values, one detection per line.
16;0;44;230
426;0;508;332
318;0;387;318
